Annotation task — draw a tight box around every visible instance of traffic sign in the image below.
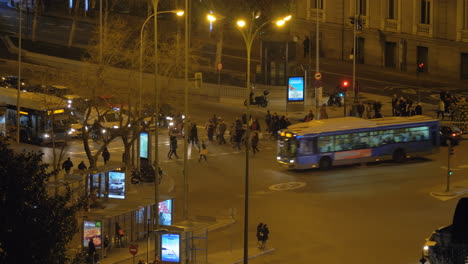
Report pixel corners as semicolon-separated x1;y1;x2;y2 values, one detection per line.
314;72;322;80
129;244;138;256
217;63;223;71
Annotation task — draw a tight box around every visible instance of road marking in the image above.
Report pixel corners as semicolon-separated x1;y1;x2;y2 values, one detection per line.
44;22;55;26
59;25;69;28
268;182;306;191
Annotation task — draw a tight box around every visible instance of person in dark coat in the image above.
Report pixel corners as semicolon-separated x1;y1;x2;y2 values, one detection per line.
217;119;226;144
415;104;423;115
251;132;260;154
357;102;365;118
102;147;110;165
260;224;270;250
256;222;264;248
190;123;198;146
88;238;96;263
168;136;179;159
62;157;74;175
303;36;310;57
265;110;272;133
78;161;87;170
206;121;215;141
279;116;287;130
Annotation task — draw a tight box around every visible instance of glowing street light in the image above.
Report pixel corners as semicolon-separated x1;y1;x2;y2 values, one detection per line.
283;15;292;21
276;19;286;26
236;20;246;28
176;10;184;16
207;14;216;22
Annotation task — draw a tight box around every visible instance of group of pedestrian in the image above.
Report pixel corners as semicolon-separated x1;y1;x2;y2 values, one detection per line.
391;94;422;117
256;223;270;250
437;89;466;120
265;110;291;139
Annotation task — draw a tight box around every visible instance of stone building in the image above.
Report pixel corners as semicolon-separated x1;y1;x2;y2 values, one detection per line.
292;0;468;80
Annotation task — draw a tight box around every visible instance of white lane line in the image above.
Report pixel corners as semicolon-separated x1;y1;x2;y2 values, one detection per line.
44;22;55;26
59;25;69;28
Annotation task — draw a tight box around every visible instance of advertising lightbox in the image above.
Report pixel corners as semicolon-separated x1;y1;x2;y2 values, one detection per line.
161;233;180;262
83;220;102;248
287;76;305;102
108;171;125;199
159;199;173;226
140;132;149;159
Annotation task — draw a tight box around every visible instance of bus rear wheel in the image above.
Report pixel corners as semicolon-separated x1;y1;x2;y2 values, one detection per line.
319;157;332;170
393;149;406;163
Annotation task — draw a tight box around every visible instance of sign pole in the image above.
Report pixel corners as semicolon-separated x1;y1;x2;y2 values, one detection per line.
133;255;135;264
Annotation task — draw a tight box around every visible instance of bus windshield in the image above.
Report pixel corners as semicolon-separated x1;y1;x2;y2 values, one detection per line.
278;138;297;158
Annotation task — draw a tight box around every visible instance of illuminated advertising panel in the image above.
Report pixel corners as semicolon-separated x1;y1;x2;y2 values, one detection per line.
83;220;102;248
108;171;125;199
287;76;305;102
161;233;180;262
159;199;173;226
140;132;149;159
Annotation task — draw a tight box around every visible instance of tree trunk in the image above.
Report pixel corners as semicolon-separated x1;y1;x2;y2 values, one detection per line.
31;0;40;42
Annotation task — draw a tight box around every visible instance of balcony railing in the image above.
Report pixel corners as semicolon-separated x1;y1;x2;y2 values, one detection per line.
384;19;399;32
308;8;325;22
416;23;431;36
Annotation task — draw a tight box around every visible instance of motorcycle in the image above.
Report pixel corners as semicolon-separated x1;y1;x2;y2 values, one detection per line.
131;166;164;184
327;93;342;107
244;90;269;108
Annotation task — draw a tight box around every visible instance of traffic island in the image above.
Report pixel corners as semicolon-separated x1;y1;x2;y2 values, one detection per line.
431;187;468;201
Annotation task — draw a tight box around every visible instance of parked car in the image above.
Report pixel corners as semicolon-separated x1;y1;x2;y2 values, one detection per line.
440;126;463;146
422;230;438;258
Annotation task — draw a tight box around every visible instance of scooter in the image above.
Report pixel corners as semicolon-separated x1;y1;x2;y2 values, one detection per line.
131;167;164;184
244;91;269;108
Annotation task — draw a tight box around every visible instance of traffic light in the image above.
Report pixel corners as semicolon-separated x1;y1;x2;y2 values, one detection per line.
417;62;425;73
342;80;349;90
449;170;453;176
349;16;355;24
450;147;455;156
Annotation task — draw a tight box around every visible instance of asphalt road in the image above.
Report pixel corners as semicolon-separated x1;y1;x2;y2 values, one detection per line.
13;96;466;264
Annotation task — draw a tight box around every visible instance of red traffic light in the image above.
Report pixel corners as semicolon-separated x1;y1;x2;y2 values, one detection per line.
418;62;425;68
342;81;349;88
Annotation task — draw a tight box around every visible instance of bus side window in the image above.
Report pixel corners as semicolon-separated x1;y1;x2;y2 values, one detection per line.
312;138;318;154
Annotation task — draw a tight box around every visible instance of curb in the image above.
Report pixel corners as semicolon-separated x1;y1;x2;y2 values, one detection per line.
231;248;276;264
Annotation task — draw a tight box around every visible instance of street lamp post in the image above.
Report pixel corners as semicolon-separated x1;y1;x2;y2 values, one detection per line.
183;0;189;221
234;14;291;264
16;0;23;143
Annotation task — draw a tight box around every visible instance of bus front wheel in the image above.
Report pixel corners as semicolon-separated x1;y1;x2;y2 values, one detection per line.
319;157;332;170
393;149;406;163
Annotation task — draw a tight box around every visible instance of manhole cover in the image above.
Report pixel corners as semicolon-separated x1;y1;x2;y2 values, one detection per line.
268;182;306;191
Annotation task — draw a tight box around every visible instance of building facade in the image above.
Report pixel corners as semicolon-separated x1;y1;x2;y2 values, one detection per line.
292;0;468;80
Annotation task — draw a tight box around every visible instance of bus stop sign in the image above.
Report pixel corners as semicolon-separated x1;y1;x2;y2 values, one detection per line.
314;72;322;80
129;244;138;256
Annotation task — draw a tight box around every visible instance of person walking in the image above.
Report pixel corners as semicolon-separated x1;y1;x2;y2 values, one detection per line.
190;123;199;147
199;141;208;162
102;147;110;165
88;238;96;264
437;100;445;119
357;102;365;118
168;135;179;159
366;103;373;119
78;161;87;171
115;223;124;247
391;94;398;116
320;104;328;119
415;103;423;115
217;119;226;144
206;120;215;141
256;222;264;249
251;132;260;154
260;224;270;250
265;110;272;133
103;235;109;258
62;157;74;175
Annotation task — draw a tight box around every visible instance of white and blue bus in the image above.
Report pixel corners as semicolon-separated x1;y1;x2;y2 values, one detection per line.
277;116;440;170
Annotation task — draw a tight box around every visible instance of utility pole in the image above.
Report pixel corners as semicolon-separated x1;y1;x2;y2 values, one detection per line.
16;0;22;144
183;0;189;220
315;0;321;116
446;145;454;192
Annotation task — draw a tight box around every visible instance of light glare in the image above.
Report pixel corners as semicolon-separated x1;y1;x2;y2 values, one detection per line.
284;15;292;21
237;20;246;27
276;20;286;26
176;10;184;16
207;14;216;22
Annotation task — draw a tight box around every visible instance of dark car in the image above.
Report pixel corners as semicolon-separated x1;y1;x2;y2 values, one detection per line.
440;126;463;146
0;76;29;89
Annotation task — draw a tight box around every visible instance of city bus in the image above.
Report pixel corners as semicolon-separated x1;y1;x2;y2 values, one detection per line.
277;116;440;170
0;87;71;144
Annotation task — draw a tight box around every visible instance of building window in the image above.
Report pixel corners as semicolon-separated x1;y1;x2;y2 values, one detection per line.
358;0;367;16
420;0;430;24
312;0;323;9
388;0;398;19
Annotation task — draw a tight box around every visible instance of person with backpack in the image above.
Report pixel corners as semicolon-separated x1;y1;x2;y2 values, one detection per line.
256;222;264;249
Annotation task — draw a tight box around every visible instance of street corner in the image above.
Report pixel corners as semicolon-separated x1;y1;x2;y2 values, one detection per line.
430;187;468;201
